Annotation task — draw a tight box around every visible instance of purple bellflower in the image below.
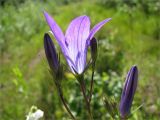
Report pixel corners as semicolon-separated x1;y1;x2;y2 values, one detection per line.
44;11;111;74
119;65;138;118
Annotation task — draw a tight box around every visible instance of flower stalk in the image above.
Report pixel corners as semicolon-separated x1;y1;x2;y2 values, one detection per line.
44;33;76;120
89;37;97;103
56;82;76;120
76;75;93;120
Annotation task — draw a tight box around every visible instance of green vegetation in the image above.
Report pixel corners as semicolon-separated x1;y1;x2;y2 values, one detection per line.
0;0;160;119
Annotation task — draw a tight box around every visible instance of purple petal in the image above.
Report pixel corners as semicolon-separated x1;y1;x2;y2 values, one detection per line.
89;18;112;40
43;11;65;48
65;15;90;73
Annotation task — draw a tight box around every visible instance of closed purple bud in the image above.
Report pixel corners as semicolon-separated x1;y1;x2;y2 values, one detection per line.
90;37;97;63
119;65;138;118
44;33;59;73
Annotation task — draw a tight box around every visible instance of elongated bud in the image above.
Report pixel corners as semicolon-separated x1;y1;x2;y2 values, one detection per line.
44;33;59;73
90;37;97;63
119;65;138;118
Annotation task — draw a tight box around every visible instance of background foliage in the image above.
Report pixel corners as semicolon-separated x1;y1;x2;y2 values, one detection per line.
0;0;160;119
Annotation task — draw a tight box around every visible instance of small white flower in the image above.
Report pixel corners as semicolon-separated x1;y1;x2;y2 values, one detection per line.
26;108;44;120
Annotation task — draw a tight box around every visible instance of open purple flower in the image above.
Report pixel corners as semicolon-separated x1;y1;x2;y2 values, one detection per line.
119;65;138;118
44;11;111;74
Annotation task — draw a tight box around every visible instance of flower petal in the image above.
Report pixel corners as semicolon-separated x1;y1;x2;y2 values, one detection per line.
89;18;111;40
65;15;90;73
43;11;65;47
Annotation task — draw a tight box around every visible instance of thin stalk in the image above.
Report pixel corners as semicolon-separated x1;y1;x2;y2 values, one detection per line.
79;77;93;120
57;84;76;120
89;62;95;103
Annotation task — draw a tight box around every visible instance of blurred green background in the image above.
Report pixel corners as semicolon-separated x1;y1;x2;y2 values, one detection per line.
0;0;160;119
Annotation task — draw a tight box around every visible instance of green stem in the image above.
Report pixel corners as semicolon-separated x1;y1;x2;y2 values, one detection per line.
56;84;76;120
78;75;93;120
89;63;95;103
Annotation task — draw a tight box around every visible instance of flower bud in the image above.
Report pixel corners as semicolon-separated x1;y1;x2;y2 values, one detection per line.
90;37;97;63
119;65;138;118
44;33;59;74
